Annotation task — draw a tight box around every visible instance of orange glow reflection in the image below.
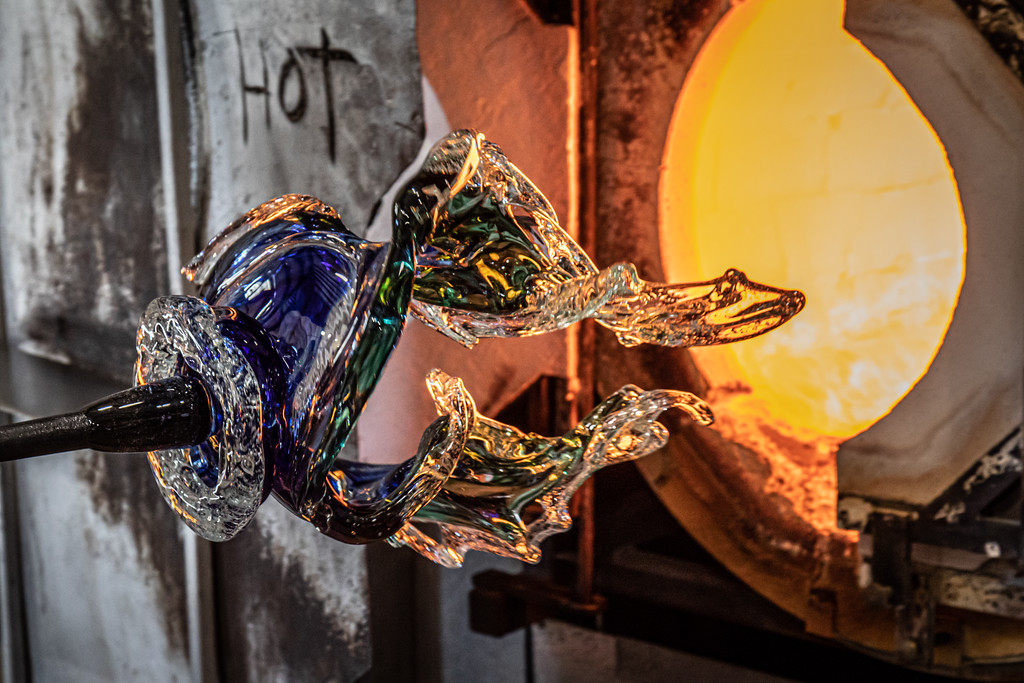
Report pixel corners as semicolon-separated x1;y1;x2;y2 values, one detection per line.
660;0;965;441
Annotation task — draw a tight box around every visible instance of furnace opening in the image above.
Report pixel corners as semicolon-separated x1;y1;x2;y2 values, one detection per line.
659;0;965;528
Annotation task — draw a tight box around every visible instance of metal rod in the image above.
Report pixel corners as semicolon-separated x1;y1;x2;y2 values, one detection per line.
0;413;93;461
0;376;213;460
572;0;600;604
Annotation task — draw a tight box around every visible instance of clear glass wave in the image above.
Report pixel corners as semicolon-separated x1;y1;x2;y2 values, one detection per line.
387;373;714;567
136;296;264;541
403;130;805;348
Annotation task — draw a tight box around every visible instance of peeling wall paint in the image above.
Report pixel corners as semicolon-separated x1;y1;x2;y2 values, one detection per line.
214;501;372;682
0;0;190;678
18;450;190;682
0;0;167;382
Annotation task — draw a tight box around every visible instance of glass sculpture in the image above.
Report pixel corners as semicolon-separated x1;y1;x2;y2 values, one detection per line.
4;130;806;566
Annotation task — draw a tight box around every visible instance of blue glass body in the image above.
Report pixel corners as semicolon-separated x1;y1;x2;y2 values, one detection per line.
191;196;417;540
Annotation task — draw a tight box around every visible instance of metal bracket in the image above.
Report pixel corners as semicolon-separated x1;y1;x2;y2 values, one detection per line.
469;570;607;637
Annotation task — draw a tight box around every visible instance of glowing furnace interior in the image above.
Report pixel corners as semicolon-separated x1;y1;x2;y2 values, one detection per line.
660;0;966;450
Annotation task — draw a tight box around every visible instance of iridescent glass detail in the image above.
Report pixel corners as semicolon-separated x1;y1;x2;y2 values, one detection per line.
178;194;468;543
593;266;807;347
184;195;414;515
401;130;805;348
403;130;598;345
387;376;713;567
134;129;805;561
305;370;474;543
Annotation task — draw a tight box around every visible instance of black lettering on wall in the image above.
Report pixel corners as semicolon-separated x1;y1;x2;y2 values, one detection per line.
234;28;359;161
297;29;358;163
235;29;270;143
278;49;307;123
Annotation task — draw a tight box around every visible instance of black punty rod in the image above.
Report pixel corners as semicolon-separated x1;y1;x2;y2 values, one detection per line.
0;376;214;461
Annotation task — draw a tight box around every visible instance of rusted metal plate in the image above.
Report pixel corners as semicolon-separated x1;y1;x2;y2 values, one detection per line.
0;0;168;383
590;0;730;282
183;0;423;242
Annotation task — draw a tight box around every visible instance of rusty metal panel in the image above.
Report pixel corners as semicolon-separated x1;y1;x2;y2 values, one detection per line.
0;0;168;383
183;0;424;241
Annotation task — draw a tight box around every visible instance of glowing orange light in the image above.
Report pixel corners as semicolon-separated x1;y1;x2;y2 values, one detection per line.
661;0;965;442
